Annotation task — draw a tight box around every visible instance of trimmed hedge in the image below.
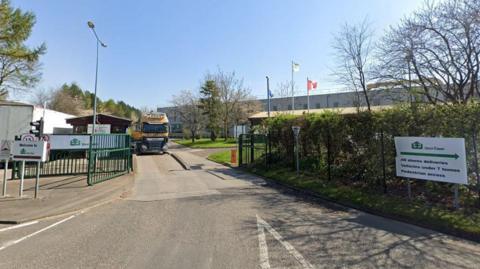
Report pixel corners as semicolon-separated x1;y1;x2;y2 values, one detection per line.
262;103;480;211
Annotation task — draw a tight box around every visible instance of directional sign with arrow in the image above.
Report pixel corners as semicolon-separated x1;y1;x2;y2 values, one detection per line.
395;137;468;184
400;152;460;159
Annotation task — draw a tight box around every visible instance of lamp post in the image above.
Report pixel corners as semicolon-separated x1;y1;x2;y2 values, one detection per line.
266;76;271;118
87;21;107;135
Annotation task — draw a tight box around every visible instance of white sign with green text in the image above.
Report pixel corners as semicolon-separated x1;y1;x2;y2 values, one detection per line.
395;137;467;184
11;141;48;162
46;135;95;150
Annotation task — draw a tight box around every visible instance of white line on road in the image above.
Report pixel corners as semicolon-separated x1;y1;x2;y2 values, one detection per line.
257;215;271;269
0;215;75;251
256;215;314;269
0;221;38;233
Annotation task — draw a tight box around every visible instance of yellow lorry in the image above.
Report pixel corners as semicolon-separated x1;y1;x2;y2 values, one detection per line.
132;112;169;154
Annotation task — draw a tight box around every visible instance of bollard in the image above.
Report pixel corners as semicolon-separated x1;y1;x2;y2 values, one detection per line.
230;149;237;164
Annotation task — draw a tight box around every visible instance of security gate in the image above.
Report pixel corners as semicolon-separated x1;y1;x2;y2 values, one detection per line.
238;134;268;166
87;134;132;185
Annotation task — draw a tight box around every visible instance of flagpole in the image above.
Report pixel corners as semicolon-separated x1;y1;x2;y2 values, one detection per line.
291;61;295;112
307;77;310;113
266;76;271;118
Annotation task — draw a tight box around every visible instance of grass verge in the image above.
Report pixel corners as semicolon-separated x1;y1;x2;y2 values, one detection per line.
175;138;237;148
207;150;236;166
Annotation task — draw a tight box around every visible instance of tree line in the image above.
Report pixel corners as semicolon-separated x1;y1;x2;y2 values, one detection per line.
32;83;141;120
171;69;261;142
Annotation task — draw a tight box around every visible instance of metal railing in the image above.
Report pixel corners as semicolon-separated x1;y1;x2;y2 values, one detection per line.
20;150;88;178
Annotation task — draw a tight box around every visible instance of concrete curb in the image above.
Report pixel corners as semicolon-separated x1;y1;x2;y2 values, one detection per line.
169;152;190;170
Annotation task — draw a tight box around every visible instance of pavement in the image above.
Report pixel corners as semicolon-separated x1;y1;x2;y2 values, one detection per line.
0;170;133;224
0;142;479;268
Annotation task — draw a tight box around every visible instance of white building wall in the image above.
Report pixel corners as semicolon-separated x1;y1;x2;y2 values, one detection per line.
32;107;75;134
0;104;33;141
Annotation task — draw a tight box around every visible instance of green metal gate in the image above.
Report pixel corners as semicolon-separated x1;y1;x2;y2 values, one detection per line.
238;134;268;166
87;134;132;185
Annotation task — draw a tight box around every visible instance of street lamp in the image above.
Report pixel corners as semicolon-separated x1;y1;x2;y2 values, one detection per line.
87;21;107;135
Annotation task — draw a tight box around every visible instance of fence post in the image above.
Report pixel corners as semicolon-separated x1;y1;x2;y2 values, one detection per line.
267;132;272;168
472;128;480;206
250;134;254;164
380;129;387;193
327;128;332;181
87;135;93;186
264;135;267;168
240;136;244;163
2;159;7;197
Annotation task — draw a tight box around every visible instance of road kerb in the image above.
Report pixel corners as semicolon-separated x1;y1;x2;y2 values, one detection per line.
169;152;190;170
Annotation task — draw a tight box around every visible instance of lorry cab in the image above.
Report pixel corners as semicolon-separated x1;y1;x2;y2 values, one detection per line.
132;112;169;154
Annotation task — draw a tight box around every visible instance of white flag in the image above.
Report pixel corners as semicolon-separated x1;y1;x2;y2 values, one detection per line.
292;62;300;72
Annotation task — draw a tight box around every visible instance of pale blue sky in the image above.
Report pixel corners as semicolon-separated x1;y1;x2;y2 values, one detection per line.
12;0;425;108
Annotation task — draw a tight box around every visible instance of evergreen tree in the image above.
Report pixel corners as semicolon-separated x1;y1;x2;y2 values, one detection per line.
0;0;46;99
200;79;221;141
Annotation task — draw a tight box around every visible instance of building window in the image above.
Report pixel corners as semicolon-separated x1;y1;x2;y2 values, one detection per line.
303;104;308;109
273;106;278;111
334;102;339;107
288;104;292;110
315;103;321;109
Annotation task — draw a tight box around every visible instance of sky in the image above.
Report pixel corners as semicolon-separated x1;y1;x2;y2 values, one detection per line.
11;0;426;109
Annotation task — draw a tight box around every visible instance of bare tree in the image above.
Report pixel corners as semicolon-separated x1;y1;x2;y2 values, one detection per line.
172;90;204;142
213;69;252;140
274;80;293;98
30;88;53;106
140;106;154;114
49;89;84;115
332;18;374;111
230;97;262;127
376;0;480;105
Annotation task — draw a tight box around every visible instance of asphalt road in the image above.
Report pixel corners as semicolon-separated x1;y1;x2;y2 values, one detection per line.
1;144;480;268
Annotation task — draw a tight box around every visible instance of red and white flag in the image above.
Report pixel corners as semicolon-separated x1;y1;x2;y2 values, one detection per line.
307;79;318;91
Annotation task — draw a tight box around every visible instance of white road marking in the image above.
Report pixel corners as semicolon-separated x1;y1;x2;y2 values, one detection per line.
256;215;314;269
257;215;271;269
0;215;75;251
0;221;38;233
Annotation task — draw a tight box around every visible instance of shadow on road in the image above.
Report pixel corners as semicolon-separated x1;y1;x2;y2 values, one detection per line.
180;182;480;268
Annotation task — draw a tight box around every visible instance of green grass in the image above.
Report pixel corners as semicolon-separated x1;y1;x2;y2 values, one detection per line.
248;165;480;237
175;138;237;148
207;150;237;166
